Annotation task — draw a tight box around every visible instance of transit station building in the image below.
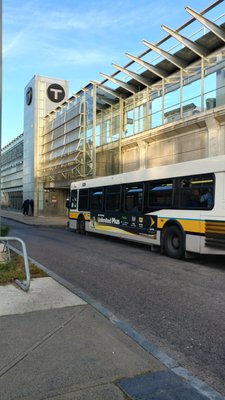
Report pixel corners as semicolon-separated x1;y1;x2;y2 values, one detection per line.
1;1;225;216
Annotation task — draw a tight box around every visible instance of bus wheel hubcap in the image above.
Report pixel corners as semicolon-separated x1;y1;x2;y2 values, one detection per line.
172;236;180;249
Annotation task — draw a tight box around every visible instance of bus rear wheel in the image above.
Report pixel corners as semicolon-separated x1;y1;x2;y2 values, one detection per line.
77;215;86;234
163;225;185;259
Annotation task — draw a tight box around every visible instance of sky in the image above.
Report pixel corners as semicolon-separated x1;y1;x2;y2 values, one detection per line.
2;0;223;147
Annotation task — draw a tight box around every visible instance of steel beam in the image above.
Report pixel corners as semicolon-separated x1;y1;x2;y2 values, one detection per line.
162;25;209;58
186;6;225;42
90;80;124;99
112;63;152;86
142;40;188;69
100;72;138;94
125;52;168;79
96;94;118;106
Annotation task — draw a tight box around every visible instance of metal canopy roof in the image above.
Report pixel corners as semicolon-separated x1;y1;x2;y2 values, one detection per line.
142;40;189;69
94;0;225;107
186;6;225;41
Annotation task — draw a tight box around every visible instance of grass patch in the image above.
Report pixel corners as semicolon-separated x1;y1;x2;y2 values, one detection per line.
0;252;48;285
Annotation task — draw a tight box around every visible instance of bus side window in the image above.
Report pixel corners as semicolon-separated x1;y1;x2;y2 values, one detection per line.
180;174;214;209
79;189;89;211
200;188;213;209
105;185;121;212
148;179;173;209
124;184;143;212
70;190;77;209
90;188;103;211
180;178;200;208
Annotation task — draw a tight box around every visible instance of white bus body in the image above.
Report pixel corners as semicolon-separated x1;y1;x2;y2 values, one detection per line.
68;155;225;258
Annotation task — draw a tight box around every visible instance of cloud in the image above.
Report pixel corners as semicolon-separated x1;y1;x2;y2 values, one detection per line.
3;0;172;60
41;43;114;67
3;31;24;57
3;0;182;86
39;3;168;34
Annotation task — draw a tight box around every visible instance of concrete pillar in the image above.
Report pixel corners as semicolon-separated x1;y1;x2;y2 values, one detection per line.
216;56;225;107
206;116;224;157
138;140;147;170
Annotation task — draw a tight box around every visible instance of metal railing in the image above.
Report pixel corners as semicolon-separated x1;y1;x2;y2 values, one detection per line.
0;236;30;291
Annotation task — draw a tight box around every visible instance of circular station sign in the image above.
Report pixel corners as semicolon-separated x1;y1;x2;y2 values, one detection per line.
47;83;65;103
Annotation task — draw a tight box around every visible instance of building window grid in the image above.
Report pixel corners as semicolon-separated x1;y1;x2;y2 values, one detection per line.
41;95;86;175
43;110;81;152
118;50;225;138
42;136;80;157
40;37;225;180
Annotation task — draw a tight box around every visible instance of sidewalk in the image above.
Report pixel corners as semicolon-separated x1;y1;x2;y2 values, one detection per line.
0;278;165;400
0;210;224;399
0;209;67;228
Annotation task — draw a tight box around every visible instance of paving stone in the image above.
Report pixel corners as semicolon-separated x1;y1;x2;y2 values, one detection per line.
48;383;126;400
117;370;210;400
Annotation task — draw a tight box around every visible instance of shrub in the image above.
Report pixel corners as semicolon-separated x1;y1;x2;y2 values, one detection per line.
1;225;10;237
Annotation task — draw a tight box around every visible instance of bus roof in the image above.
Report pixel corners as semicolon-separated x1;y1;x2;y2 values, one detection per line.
70;155;225;190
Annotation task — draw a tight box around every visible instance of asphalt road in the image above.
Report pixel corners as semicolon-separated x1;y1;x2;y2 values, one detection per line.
5;219;225;396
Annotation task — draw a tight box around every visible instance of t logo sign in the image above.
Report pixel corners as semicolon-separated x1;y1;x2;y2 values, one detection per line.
26;87;33;105
47;83;65;103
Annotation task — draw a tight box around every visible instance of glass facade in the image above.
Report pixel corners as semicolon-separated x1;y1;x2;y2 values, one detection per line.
1;134;24;210
40;41;225;192
94;51;225;141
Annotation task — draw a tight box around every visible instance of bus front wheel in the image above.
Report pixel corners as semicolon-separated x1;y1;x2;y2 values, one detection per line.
163;225;185;259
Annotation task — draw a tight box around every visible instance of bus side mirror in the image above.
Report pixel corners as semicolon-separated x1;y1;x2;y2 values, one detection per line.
66;200;70;208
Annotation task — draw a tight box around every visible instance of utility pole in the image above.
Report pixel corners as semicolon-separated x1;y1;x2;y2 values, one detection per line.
0;0;2;234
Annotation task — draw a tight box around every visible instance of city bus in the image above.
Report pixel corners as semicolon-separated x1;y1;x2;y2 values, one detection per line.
68;155;225;259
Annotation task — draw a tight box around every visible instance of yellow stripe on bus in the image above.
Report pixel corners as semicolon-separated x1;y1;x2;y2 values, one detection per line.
96;224;136;235
69;211;90;221
69;211;79;219
157;217;205;234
